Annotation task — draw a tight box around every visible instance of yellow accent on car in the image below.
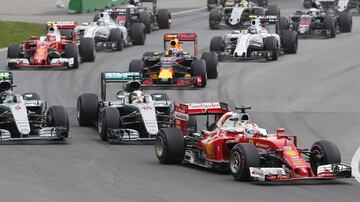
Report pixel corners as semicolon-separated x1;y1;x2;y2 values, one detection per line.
184;73;191;78
158;69;173;79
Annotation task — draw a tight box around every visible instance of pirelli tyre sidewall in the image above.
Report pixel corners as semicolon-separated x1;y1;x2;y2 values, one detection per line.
157;9;171;29
209;8;221;30
79;38;96;61
338;11;352;33
77;93;99;126
109;29;124;51
99;107;120;142
230;143;260;181
139;11;152;33
131;23;146;45
201;52;218;79
191;59;207;88
310;140;341;175
129;59;144;73
155;128;185;164
47;105;69;135
65;43;79;69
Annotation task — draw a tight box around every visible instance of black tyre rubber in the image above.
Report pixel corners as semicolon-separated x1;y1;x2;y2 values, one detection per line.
157;9;171;29
64;44;79;69
338;11;352;33
7;44;21;59
207;0;217;11
131;23;146;45
22;92;40;100
47;105;69;135
99;107;120;141
264;36;279;61
77;93;99;126
230;143;260;181
210;36;224;52
257;0;268;7
303;0;312;9
324;15;336;38
266;4;280;16
129;59;144;73
142;52;154;58
310;140;341;175
279;16;290;30
140;12;152;33
201;52;218;79
151;93;169;101
109;29;124;51
209;8;221;30
191;59;207;88
253;8;265;16
79;38;96;62
281;30;298;54
155;128;185;164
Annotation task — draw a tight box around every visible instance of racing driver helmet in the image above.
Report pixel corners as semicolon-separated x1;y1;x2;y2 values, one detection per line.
47;26;58;41
247;26;257;34
131;90;145;103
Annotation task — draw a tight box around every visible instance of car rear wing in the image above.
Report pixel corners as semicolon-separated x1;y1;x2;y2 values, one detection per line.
100;72;142;101
175;102;229;115
46;21;77;29
163;33;198;56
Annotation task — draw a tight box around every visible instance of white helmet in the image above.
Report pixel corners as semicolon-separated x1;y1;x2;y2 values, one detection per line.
131;90;145;103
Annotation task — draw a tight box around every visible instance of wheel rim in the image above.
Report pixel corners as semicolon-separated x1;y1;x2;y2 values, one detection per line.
77;100;81;122
155;136;165;157
230;151;241;174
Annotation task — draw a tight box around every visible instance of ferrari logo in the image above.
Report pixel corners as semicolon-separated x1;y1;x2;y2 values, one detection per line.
15;105;21;110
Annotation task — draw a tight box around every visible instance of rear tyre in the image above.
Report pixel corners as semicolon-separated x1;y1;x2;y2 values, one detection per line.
264;36;279;61
338;11;352;33
303;0;312;9
109;29;124;51
207;0;217;11
266;4;280;16
140;12;152;33
191;59;207;88
64;44;79;69
253;8;265;16
129;59;144;73
209;8;221;30
201;52;218;79
79;38;96;62
279;16;290;30
257;0;268;7
77;93;99;126
210;36;224;52
281;30;298;54
310;140;341;175
99;107;120;141
131;23;146;45
230;143;260;181
324;15;336;38
47;105;69;137
158;9;171;29
155;128;185;164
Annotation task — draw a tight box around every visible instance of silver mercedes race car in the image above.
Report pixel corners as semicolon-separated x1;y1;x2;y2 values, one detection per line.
210;15;298;61
77;11;146;51
0;72;69;142
77;72;172;143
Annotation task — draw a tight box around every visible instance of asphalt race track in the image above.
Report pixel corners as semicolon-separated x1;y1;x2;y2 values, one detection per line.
0;0;360;201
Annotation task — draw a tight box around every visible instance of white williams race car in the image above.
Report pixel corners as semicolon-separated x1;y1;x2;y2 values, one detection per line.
0;72;69;142
210;16;298;61
77;72;172;143
77;11;146;51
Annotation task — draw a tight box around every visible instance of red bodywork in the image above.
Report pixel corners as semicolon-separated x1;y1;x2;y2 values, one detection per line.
10;21;79;68
174;103;340;181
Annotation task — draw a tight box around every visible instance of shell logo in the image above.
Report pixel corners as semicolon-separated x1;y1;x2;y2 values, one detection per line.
205;144;214;156
284;150;298;156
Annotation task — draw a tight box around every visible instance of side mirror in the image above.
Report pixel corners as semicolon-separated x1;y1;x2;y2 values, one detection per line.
277;128;285;134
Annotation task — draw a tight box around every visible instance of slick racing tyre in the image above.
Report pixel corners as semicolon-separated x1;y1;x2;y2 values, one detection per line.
192;59;207;88
266;4;280;16
77;93;99;126
140;11;152;33
99;107;120;141
338;11;352;33
303;0;312;9
209;8;221;30
65;44;79;69
131;23;146;45
79;38;96;62
324;15;336;38
210;36;224;52
158;9;171;29
310;140;341;175
264;36;279;61
47;105;69;136
109;29;124;51
155;128;185;164
201;52;218;79
230;143;260;181
7;44;21;68
279;16;290;30
257;0;268;7
207;0;217;11
129;60;144;73
281;30;298;54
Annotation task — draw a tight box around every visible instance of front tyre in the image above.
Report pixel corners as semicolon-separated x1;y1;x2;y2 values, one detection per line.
310;140;341;175
155;128;185;164
230;143;260;181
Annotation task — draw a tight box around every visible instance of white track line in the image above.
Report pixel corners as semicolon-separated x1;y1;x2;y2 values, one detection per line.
172;7;206;16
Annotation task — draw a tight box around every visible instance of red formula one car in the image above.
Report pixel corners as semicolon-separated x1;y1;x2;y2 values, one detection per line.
7;21;94;69
129;33;218;88
155;103;352;182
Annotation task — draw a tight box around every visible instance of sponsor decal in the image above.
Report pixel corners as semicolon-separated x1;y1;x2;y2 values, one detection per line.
141;105;153;110
205;144;214;156
284;150;298;157
255;142;268;148
174;111;188;121
249;139;253;144
187;103;220;110
15;105;21;110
